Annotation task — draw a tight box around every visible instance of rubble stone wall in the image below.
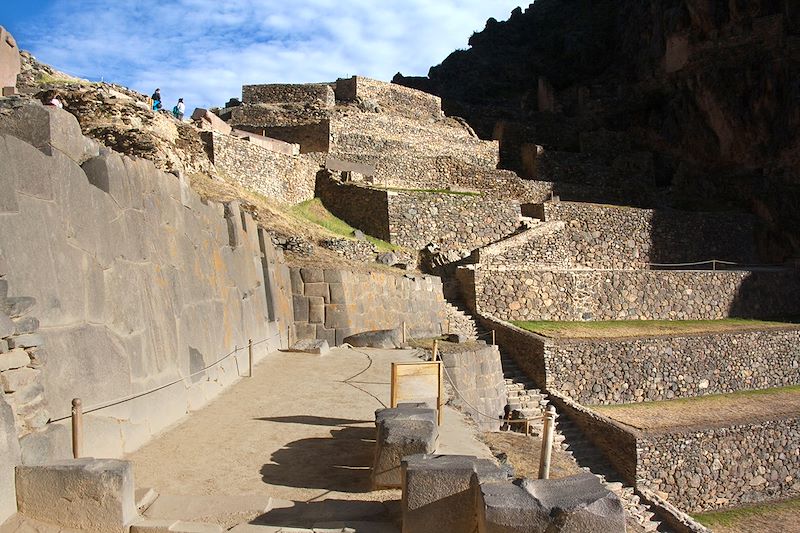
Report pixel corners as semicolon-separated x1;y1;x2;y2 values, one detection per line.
519;202;758;268
473;267;800;321
387;191;520;252
334;76;443;120
242;83;335;107
315;173;391;241
438;342;507;431
289;267;447;346
638;416;800;512
203;131;321;205
0;106;293;473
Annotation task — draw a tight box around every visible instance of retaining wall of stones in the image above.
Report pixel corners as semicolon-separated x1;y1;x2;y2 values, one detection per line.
316;174;521;252
202;132;321;205
638;416;800;512
0;105;293;479
438;342;507;432
516;201;758;268
387;191;520;252
289;267;447;346
473;267;800;321
242;83;335;107
315;172;390;241
334;76;443;120
478;314;800;405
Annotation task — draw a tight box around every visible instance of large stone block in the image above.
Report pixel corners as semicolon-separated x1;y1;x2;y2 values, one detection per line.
0;392;21;523
477;473;626;533
0;27;21;90
402;454;509;533
292;295;309;323
191;108;232;135
15;458;138;532
82;152;132;207
372;415;438;489
0;103;99;164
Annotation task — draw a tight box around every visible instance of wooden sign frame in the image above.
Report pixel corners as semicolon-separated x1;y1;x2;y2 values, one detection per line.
390;361;444;425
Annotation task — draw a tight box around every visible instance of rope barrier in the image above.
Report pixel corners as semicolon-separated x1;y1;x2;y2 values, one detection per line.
648;259;739;268
49;331;283;423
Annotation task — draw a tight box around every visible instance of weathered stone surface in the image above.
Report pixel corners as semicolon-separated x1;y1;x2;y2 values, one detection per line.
0;348;30;371
0;26;21;90
477;481;550;532
15;458;138;532
1;366;39;392
2;296;35;318
0;392;21;523
288;339;330;356
0;103;99;163
0;313;14;339
372;416;438;489
12;316;39;335
402;454;509;533
82;152;132;206
7;333;44;349
520;473;626;532
343;329;402;349
375;407;437;427
190;107;232;135
18;423;71;465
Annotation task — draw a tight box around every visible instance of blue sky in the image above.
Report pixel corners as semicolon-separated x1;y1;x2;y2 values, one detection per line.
3;1;524;109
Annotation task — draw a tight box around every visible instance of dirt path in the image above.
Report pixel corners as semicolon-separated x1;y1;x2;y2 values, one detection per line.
126;346;493;528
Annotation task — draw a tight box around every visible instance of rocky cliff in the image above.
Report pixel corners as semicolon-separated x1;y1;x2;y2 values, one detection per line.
396;0;800;261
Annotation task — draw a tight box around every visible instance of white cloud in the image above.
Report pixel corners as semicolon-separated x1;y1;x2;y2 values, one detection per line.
17;0;525;108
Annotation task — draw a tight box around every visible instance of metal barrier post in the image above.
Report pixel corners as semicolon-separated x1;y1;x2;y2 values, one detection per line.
248;338;254;377
538;405;556;479
71;398;83;459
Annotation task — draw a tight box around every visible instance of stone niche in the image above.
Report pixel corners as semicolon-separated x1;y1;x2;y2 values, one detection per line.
0;27;21;94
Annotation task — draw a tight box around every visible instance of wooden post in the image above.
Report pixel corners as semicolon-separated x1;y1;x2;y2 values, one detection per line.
248;338;254;377
432;339;439;361
446;319;451;334
491;330;496;346
402;321;407;343
287;324;292;346
538;405;557;479
71;398;83;459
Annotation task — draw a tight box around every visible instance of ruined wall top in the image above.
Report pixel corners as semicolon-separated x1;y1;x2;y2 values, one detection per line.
335;76;443;120
0;26;21;92
242;83;335;108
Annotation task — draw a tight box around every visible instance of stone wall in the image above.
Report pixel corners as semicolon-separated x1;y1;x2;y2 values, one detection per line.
0;27;21;92
387;190;520;252
202;131;321;205
513;201;758;268
334;76;443;120
0;105;293;469
478;314;800;405
315;172;390;241
316;173;521;251
638;415;800;512
242;83;335;108
472;267;800;321
543;328;800;405
289;267;447;346
438;342;507;432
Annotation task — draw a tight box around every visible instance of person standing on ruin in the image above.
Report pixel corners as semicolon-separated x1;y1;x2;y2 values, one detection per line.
151;88;162;111
173;98;185;120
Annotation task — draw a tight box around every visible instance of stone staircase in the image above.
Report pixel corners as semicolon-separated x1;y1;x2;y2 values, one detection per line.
498;354;668;532
443;300;479;340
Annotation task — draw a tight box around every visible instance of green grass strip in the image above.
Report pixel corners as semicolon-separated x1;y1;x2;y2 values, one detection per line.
693;497;800;528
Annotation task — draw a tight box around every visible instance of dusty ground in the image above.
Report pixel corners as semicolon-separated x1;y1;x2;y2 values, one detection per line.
127;346;493;529
480;431;581;479
594;386;800;431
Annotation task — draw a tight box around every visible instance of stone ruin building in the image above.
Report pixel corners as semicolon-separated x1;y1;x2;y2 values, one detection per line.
1;4;799;531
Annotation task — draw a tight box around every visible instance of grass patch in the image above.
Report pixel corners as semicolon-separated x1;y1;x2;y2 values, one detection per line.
511;318;798;339
290;198;397;252
693;497;800;528
35;72;90;86
375;186;481;196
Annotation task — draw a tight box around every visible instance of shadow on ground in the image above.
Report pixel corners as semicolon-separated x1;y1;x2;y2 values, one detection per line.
260;424;376;493
251;498;399;528
254;415;371;426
